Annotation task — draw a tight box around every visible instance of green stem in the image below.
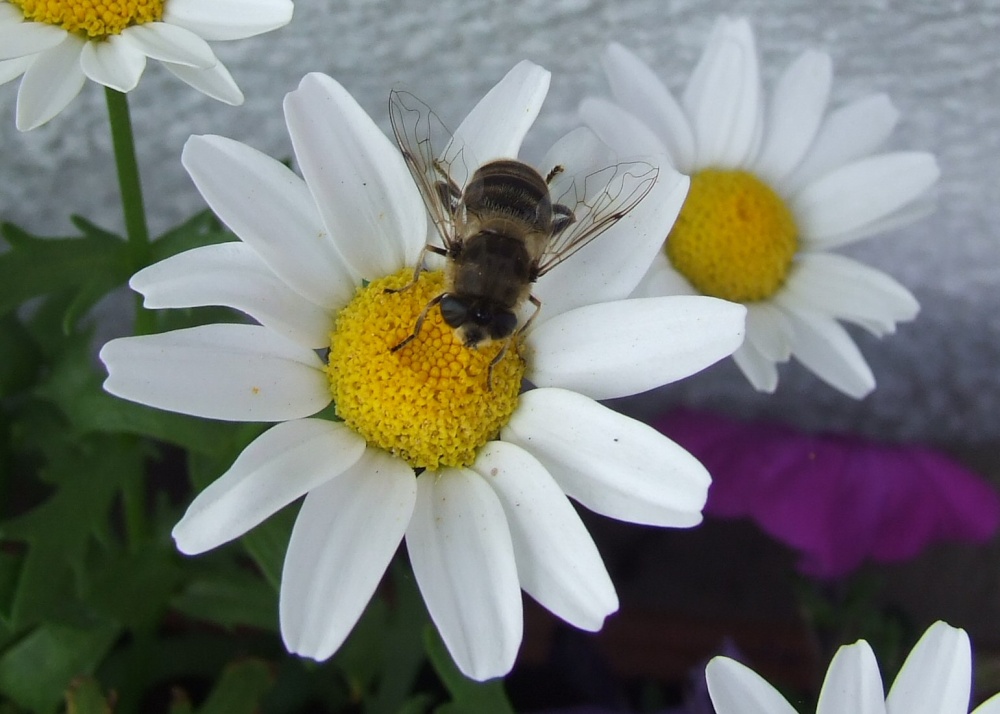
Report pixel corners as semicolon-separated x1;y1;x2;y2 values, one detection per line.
105;87;154;336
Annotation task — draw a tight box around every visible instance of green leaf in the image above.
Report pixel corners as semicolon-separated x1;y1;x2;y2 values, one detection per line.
170;566;277;632
196;659;274;714
64;677;113;714
0;622;120;714
238;504;297;591
84;543;183;632
0;314;40;397
150;210;235;264
0;222;130;320
424;627;514;714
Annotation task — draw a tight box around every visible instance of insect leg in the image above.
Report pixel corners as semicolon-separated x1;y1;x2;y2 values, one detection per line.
545;164;566;184
390;292;446;353
384;244;449;294
551;203;576;235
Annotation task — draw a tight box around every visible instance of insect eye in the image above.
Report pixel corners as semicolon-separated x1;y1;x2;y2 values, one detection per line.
439;295;468;327
489;311;518;339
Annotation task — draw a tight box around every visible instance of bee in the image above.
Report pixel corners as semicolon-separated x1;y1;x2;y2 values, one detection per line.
387;89;658;387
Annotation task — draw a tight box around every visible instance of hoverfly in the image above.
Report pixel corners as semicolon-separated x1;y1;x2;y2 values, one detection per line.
387;89;658;387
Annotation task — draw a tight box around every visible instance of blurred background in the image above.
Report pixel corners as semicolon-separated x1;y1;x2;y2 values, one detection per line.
2;0;999;707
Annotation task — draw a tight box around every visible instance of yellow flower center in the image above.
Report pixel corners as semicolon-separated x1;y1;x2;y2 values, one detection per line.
666;169;799;303
11;0;163;38
327;268;525;471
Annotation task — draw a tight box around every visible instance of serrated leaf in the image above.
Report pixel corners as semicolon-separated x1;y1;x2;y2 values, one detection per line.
84;543;183;631
0;621;120;714
65;677;113;714
69;216;124;243
170;566;277;632
150;210;235;264
424;627;514;714
196;659;274;714
0;314;40;397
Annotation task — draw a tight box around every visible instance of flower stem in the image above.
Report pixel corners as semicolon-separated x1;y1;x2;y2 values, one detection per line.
104;86;154;336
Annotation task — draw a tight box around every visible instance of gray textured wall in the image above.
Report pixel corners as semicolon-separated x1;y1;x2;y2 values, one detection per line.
2;0;998;446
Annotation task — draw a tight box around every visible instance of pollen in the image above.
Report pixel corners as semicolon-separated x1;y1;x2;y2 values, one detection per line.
666;169;798;303
327;268;525;471
11;0;163;38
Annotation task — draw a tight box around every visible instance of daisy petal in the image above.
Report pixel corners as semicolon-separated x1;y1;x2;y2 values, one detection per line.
503;388;709;527
973;693;1000;714
182;135;355;310
745;302;793;362
602;42;696;169
406;469;521;681
473;442;618;631
284;73;425;278
579;96;671;159
163;0;293;41
172;419;366;554
682;17;763;168
817;642;884;714
100;324;329;421
705;657;799;714
754;50;832;184
787;93;899;190
281;448;416;661
120;22;216;68
886;622;970;714
780;253;919;334
16;36;85;131
0;56;32;86
794;152;940;246
162;58;243;105
80;35;146;92
785;309;875;398
632;251;700;298
0;4;24;23
131;242;335;349
803;197;935;250
732;340;779;393
451;60;550;163
529;296;746;400
0;19;66;60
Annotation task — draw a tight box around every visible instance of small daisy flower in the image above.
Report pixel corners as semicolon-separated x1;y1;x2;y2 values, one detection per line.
99;63;746;680
706;621;1000;714
0;0;293;130
581;17;940;397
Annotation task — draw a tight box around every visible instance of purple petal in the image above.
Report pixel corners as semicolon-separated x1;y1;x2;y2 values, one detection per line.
654;410;1000;579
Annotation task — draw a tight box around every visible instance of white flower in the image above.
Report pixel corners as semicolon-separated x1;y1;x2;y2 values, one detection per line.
99;63;746;681
0;0;293;130
581;17;940;398
706;621;1000;714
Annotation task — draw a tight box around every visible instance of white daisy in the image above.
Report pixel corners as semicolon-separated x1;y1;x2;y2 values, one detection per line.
0;0;293;130
99;63;746;681
706;620;1000;714
581;16;940;398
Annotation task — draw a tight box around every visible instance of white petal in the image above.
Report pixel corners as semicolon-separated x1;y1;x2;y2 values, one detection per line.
503;388;709;527
745;302;793;362
406;469;522;681
602;42;696;170
886;622;971;714
451;60;549;163
182;134;356;310
15;36;85;131
705;657;799;714
816;641;885;714
794;152;940;245
280;448;416;660
100;324;329;421
785;308;875;398
172;419;366;554
284;73;426;278
732;340;779;393
779;253;918;334
785;93;899;191
120;22;216;68
80;35;146;92
0;18;66;60
528;296;745;400
632;251;700;298
161;57;243;104
682;17;763;168
0;55;32;86
805;198;935;250
131;242;335;349
163;0;293;41
473;442;617;631
754;50;832;183
579;96;671;159
973;693;1000;714
0;3;24;24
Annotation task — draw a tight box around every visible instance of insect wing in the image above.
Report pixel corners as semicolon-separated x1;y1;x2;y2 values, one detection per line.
388;90;473;250
536;161;659;276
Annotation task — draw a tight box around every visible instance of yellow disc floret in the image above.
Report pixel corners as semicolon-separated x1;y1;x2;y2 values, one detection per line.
666;169;799;303
11;0;163;38
327;269;525;471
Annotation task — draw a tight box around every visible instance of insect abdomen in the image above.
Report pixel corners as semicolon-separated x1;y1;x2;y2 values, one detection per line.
464;159;553;233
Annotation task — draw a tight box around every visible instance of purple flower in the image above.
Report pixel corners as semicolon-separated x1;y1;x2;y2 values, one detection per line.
655;409;1000;579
